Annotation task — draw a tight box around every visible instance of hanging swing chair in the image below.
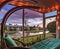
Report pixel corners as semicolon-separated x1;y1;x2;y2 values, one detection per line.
0;0;60;49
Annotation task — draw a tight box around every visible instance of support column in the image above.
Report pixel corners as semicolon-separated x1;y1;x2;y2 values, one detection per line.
56;9;60;38
43;13;46;39
22;8;25;42
56;23;59;38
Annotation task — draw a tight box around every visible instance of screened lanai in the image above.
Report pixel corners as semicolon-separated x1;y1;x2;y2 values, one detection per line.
0;0;60;49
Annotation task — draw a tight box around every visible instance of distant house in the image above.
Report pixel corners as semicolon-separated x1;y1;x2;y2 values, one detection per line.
6;24;22;31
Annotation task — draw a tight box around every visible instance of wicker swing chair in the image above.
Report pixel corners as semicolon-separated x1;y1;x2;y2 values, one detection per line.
1;35;30;49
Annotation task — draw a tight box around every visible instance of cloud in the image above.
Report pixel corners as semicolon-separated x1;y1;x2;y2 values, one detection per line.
0;9;7;20
6;9;43;25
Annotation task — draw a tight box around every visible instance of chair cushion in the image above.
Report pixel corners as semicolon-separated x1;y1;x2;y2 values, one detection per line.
5;34;17;47
28;38;60;49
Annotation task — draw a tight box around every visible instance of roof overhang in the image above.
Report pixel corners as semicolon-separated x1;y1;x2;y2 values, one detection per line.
0;0;60;13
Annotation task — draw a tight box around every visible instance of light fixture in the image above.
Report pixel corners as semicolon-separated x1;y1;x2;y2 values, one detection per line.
38;8;42;12
57;16;60;19
51;6;55;11
55;5;59;10
58;26;60;30
47;8;50;12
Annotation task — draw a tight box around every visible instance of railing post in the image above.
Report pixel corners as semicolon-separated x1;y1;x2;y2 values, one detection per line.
22;8;25;42
43;12;46;39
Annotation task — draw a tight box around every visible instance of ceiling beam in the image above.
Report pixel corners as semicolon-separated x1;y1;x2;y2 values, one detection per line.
31;0;38;3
